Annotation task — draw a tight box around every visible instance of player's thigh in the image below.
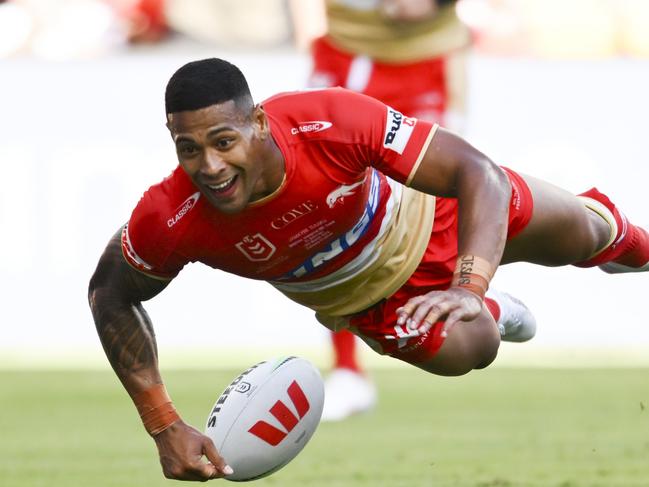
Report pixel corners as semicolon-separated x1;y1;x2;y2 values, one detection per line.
413;308;501;377
502;174;607;266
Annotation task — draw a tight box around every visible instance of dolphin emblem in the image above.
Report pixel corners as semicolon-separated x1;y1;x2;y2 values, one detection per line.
326;180;364;208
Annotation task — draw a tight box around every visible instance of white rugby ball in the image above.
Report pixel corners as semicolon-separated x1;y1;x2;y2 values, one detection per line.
205;357;324;481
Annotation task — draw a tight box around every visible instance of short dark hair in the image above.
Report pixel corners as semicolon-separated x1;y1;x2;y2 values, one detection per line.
165;58;253;115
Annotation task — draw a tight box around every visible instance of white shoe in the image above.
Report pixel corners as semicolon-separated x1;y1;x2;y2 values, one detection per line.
320;369;377;422
486;289;537;343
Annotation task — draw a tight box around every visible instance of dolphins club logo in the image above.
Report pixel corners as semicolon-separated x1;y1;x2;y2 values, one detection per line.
326;181;364;208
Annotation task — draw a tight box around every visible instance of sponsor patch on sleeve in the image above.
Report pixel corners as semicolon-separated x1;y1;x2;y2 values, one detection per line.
383;106;416;155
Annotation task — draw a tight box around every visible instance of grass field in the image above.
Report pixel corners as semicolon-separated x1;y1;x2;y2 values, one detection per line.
1;368;648;487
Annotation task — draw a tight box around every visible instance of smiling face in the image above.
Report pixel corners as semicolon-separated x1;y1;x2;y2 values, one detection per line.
167;100;284;214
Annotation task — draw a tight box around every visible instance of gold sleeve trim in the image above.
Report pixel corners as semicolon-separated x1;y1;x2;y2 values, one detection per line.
406;123;439;187
121;245;175;282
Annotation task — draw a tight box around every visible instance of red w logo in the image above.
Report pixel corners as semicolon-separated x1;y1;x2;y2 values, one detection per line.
248;381;310;446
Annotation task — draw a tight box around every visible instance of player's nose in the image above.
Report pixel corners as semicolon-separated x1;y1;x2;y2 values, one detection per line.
200;149;228;177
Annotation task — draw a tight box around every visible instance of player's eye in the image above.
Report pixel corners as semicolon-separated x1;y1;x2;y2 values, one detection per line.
178;144;199;156
216;137;234;149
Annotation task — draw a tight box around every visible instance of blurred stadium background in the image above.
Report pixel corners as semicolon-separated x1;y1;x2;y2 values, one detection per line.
1;0;648;369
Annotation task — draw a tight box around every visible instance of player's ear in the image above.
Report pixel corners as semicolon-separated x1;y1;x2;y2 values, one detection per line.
252;104;269;141
165;113;175;139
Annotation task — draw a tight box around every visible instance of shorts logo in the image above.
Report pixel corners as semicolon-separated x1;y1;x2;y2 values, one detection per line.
383;107;416;155
167;192;200;228
385;324;427;349
326;180;364;208
290;120;333;135
236;233;276;261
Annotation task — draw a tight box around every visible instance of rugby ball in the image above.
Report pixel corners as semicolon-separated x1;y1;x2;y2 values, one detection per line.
205;357;324;481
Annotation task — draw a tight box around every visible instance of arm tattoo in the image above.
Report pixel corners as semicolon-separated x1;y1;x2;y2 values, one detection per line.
89;228;170;381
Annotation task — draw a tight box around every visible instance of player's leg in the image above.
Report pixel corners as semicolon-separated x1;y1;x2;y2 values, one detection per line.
412;307;501;376
321;330;376;422
349;289;536;377
330;329;361;372
574;187;649;272
501;174;649;270
308;36;362;90
411;290;536;375
501;174;608;265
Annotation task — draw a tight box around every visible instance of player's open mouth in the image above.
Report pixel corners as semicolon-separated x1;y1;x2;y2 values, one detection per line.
207;175;237;194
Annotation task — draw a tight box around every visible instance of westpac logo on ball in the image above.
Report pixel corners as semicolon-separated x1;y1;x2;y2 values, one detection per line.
248;380;311;446
204;357;324;481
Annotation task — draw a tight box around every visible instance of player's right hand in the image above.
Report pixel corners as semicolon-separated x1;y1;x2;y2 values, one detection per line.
153;419;233;481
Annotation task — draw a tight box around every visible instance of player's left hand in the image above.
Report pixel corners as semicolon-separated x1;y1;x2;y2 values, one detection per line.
396;287;483;338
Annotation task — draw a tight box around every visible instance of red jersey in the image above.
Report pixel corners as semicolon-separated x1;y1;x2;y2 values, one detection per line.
122;88;437;316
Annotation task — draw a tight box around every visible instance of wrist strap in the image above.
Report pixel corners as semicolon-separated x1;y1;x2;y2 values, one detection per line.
451;255;494;300
132;384;180;436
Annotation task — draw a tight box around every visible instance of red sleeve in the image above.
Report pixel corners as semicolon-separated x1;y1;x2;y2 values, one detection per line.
121;174;192;279
304;90;437;185
370;105;437;185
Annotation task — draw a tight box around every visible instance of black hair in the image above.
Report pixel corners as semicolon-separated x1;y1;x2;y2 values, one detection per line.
164;58;253;115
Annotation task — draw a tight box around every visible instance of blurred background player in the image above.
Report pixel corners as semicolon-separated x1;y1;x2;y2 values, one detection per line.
114;0;169;43
105;0;169;43
291;0;472;421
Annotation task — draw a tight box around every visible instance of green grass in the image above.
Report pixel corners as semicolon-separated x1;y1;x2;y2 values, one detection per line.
1;368;648;487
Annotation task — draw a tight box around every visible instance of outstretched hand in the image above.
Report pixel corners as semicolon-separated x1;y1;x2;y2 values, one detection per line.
153;420;233;481
396;287;483;338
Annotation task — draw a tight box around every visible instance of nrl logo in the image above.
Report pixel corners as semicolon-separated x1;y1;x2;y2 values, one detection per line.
236;233;276;262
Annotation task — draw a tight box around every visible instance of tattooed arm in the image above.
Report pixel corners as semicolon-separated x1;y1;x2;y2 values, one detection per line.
88;228;166;392
88;227;231;481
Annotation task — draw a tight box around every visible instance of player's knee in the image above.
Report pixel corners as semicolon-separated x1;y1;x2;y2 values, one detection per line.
474;344;499;370
564;204;613;263
414;322;501;377
415;351;492;376
417;360;475;377
458;329;500;373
